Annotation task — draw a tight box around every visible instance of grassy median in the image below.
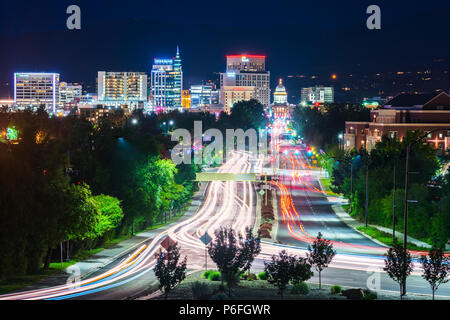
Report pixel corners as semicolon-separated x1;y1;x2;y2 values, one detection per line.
356;226;437;252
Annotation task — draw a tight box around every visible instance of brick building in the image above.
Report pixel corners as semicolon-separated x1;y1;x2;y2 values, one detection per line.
344;92;450;152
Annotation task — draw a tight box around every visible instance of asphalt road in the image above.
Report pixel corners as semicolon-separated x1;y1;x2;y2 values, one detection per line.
275;147;384;253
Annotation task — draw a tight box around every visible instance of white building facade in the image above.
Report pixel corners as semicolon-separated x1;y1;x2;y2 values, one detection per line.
14;73;60;113
97;71;147;108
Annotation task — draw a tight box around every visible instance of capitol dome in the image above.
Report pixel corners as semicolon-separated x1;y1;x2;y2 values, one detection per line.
273;78;288;105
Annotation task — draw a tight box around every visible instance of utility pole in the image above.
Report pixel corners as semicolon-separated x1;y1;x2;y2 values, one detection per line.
60;242;63;269
365;166;369;227
350;160;353;212
392;161;396;242
402;143;411;297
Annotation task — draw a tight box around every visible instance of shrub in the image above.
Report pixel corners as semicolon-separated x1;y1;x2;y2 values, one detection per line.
260;223;273;230
259;228;271;238
246;273;257;281
262;213;274;221
203;270;214;279
208;271;221;282
291;281;309;295
258;271;269;280
211;292;228;300
363;289;378;300
330;285;342;294
191;281;210;300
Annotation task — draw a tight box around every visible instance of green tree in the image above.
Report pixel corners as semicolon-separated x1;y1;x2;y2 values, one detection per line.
383;242;413;299
92;195;124;237
226;99;268;131
307;232;336;289
154;241;187;299
420;247;450;300
207;226;261;296
264;250;294;298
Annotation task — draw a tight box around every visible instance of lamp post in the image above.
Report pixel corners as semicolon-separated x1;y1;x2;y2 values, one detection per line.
338;133;344;150
401;128;447;297
168;120;174;135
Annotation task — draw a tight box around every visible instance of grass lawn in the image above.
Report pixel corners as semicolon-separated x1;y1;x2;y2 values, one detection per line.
320;178;340;197
356;226;437;252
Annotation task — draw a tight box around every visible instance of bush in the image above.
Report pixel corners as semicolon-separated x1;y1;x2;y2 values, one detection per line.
291;281;309;295
258;271;269;280
191;281;210;300
203;270;214;279
211;292;228;300
330;285;342;294
260;223;273;230
259;228;271;238
208;271;221;281
246;273;257;281
363;289;378;300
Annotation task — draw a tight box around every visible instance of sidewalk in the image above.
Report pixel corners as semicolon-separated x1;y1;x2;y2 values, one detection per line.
26;182;208;290
332;203;436;249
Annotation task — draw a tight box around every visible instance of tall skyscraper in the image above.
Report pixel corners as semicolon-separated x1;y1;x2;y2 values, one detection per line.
97;72;147;109
173;46;183;108
150;47;183;110
219;54;270;111
14;72;60;113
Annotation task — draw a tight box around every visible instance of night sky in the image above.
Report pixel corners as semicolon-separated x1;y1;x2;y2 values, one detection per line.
1;0;449;100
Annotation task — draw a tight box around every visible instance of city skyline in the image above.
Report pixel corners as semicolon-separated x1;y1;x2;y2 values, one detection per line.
1;1;450;102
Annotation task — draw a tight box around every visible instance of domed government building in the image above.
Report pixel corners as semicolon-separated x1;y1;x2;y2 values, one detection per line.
271;78;293;119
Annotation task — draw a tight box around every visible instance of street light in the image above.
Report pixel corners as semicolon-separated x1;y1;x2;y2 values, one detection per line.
338;133;344;150
167;120;174;134
401;128;448;297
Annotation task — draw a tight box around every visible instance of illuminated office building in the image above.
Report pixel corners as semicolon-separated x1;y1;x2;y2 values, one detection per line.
14;72;60;113
222;86;255;114
301;86;334;105
182;90;191;109
173;46;183;108
150;47;183;110
59;82;82;104
190;84;219;107
97;72;147;108
220;54;270;109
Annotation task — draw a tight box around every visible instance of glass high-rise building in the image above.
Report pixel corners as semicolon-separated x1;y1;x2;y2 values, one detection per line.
173;46;183;108
150;47;183;110
190;84;219;107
